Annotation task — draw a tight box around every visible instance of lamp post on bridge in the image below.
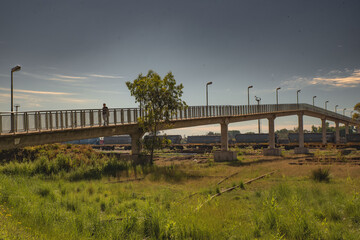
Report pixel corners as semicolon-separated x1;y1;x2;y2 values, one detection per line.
325;101;329;110
276;87;281;108
296;89;301;105
335;105;338;113
11;65;21;133
343;108;346;116
247;85;253;107
351;111;353;118
313;96;316;106
255;96;261;134
14;104;20;132
206;81;212;107
206;82;212;116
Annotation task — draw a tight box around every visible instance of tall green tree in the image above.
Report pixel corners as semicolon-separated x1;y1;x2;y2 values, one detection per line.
126;70;187;163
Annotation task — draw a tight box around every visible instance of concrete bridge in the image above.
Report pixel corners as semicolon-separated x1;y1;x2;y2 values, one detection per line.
1;104;359;158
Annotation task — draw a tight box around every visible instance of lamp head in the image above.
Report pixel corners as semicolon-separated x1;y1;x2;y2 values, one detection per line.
276;87;281;91
248;85;253;89
11;65;21;72
313;96;317;99
206;81;213;86
297;89;301;93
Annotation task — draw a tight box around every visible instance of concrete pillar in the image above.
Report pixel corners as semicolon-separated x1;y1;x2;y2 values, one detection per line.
268;116;275;149
298;114;304;148
220;122;228;151
335;121;340;144
294;113;309;154
263;116;281;156
322;118;327;145
214;119;237;161
130;131;144;155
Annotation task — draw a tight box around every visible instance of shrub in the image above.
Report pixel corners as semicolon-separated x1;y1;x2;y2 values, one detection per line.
311;168;330;183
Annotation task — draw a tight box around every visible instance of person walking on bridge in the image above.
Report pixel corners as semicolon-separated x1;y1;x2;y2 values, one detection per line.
102;103;109;126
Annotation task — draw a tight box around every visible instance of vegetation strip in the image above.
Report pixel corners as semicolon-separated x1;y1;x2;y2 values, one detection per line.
197;170;276;210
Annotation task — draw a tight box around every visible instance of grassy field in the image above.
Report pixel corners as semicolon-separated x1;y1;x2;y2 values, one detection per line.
1;145;360;239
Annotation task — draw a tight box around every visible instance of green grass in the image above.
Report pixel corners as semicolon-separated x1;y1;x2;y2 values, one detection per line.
0;145;360;239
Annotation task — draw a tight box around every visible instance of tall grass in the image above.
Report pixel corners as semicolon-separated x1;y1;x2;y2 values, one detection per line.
311;168;331;182
1;145;360;239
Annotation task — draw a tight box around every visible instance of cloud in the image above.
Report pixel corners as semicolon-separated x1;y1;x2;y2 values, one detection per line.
53;74;87;80
47;78;78;83
20;72;86;83
311;69;360;88
0;87;72;95
88;74;124;79
58;97;97;104
281;69;360;90
281;77;312;90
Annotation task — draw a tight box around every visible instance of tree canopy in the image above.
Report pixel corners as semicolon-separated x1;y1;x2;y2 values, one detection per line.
353;103;360;121
126;70;187;163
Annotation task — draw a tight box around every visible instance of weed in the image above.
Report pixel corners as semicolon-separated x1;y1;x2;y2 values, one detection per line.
311;168;331;183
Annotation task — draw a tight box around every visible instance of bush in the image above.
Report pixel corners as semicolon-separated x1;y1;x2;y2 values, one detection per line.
311;168;330;183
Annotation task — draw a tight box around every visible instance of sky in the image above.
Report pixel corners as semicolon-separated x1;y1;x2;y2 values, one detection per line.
1;0;360;136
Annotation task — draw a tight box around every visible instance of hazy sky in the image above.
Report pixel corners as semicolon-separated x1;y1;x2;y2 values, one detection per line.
1;0;359;135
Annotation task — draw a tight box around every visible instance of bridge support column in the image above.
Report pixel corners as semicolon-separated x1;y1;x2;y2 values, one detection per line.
335;121;340;144
358;126;360;133
294;113;309;154
322;118;327;145
221;122;228;151
214;119;237;161
345;124;349;135
263;116;281;156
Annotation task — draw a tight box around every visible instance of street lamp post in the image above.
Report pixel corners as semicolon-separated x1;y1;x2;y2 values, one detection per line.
313;96;316;106
343;108;346;115
276;87;281;105
206;82;213;116
247;85;253;107
14;104;20;132
297;89;301;105
11;65;21;132
335;105;338;113
351;111;353;117
255;96;261;134
325;101;329;110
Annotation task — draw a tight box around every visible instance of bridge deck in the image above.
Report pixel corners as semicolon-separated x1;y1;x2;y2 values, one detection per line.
0;103;358;150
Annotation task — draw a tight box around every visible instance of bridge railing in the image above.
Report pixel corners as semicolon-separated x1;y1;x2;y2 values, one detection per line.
0;104;354;135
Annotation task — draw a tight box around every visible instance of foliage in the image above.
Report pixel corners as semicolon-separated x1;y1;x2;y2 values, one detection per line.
1;147;360;239
311;168;331;183
311;123;355;134
126;70;187;163
353;102;360;121
0;144;133;181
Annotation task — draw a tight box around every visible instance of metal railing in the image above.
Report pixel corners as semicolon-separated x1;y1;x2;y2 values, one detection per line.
0;104;355;135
